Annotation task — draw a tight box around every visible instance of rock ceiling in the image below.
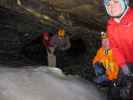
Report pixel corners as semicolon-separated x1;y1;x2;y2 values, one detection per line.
0;0;132;49
0;0;132;33
0;0;107;30
0;0;133;30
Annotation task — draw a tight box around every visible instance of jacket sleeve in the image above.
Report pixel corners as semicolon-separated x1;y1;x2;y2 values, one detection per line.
109;33;126;67
61;36;71;50
92;48;102;64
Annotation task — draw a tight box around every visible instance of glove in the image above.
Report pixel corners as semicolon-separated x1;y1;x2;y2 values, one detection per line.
121;64;131;76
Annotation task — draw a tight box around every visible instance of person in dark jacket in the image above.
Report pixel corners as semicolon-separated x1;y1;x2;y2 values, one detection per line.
51;27;71;69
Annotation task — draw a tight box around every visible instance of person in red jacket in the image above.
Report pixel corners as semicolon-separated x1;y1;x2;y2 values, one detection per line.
42;32;56;67
103;0;133;76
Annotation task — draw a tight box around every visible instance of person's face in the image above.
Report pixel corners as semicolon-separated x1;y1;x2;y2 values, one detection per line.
102;39;110;49
44;36;48;40
58;29;65;38
106;0;123;17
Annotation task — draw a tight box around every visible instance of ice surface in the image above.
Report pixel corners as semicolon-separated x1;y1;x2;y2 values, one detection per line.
0;66;105;100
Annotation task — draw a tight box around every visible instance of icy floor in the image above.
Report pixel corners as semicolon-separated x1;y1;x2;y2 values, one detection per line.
0;67;105;100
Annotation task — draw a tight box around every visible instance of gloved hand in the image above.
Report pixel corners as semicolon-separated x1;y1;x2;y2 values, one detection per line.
121;64;131;76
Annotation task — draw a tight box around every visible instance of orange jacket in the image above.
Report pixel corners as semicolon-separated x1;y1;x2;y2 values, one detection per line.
107;8;133;67
93;48;119;80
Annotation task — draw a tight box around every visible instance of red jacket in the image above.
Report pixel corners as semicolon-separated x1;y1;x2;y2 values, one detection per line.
42;32;51;48
107;8;133;67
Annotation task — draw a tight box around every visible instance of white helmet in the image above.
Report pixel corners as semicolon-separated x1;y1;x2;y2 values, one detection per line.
104;0;129;6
